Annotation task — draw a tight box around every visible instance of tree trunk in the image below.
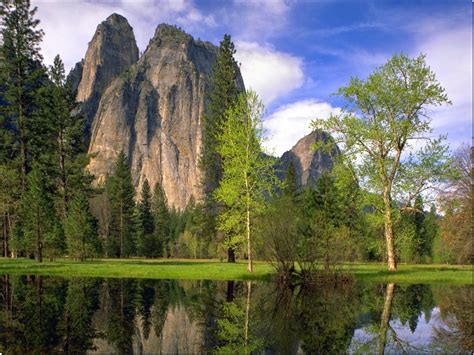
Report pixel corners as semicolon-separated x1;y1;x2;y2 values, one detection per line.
59;129;68;217
3;208;9;258
383;187;396;271
19;99;28;191
36;208;42;263
227;247;235;263
246;203;253;272
120;200;123;258
244;281;251;352
244;172;253;272
378;283;395;355
226;280;235;302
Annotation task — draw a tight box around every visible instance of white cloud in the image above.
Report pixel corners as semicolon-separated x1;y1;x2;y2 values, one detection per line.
230;0;293;40
235;41;304;105
415;25;472;148
263;99;340;156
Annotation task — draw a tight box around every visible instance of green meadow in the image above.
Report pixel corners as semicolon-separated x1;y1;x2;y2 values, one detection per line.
0;258;471;284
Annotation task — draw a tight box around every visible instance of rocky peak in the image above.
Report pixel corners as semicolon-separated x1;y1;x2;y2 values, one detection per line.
75;13;139;135
278;130;339;186
86;21;233;209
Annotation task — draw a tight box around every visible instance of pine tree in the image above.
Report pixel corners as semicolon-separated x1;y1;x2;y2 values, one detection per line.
48;54;90;216
283;161;298;197
421;204;438;261
64;193;98;261
106;152;136;258
137;179;155;257
201;34;241;193
0;0;45;189
19;165;55;262
152;182;169;258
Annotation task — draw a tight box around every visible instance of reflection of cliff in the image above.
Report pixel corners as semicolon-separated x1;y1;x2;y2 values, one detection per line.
92;304;203;353
143;305;203;353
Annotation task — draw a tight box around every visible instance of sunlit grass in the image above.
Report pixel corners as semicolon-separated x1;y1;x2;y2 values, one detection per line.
0;258;471;284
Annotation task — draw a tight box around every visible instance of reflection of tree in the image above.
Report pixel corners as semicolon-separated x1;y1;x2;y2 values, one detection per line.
151;280;172;339
392;284;434;332
0;275;67;353
297;281;358;353
138;280;155;340
378;283;395;355
61;278;100;353
214;281;263;354
432;286;474;351
378;283;436;354
104;279;138;354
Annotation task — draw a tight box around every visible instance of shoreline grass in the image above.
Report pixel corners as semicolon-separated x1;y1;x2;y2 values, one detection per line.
0;258;471;284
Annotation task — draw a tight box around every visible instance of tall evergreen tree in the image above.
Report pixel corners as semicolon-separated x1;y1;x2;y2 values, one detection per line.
106;152;136;258
283;161;298;198
19;165;55;262
152;182;169;257
0;0;45;189
47;54;90;216
421;204;438;261
137;179;156;257
201;34;240;192
200;34;241;262
64;193;98;261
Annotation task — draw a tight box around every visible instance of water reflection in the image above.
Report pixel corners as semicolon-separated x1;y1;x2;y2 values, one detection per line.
0;275;472;354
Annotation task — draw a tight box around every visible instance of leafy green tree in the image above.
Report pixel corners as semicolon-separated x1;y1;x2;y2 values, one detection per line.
214;91;277;272
152;181;169;257
64;193;98;261
106;152;136;257
312;54;452;271
437;144;472;264
19;165;55;262
201;34;241;262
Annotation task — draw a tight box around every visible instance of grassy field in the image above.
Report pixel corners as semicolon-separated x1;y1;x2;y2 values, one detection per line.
0;258;471;284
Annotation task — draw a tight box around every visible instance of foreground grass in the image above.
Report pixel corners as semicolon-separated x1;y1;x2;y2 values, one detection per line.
0;258;471;284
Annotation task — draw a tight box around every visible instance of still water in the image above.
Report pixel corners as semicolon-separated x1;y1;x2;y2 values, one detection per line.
0;275;472;354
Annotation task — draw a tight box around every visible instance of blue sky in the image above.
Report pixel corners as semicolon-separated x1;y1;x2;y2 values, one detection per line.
33;0;472;155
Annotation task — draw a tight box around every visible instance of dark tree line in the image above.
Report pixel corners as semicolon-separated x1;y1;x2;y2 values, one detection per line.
0;0;93;261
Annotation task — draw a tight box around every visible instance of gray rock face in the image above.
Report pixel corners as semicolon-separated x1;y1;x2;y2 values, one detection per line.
66;60;83;96
75;13;139;135
278;130;339;186
87;24;224;209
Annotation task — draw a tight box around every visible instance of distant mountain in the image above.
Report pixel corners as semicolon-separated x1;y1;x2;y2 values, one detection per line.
276;130;339;186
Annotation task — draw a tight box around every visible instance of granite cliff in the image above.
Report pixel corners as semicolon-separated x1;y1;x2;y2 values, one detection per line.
72;14;336;208
71;13;139;136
